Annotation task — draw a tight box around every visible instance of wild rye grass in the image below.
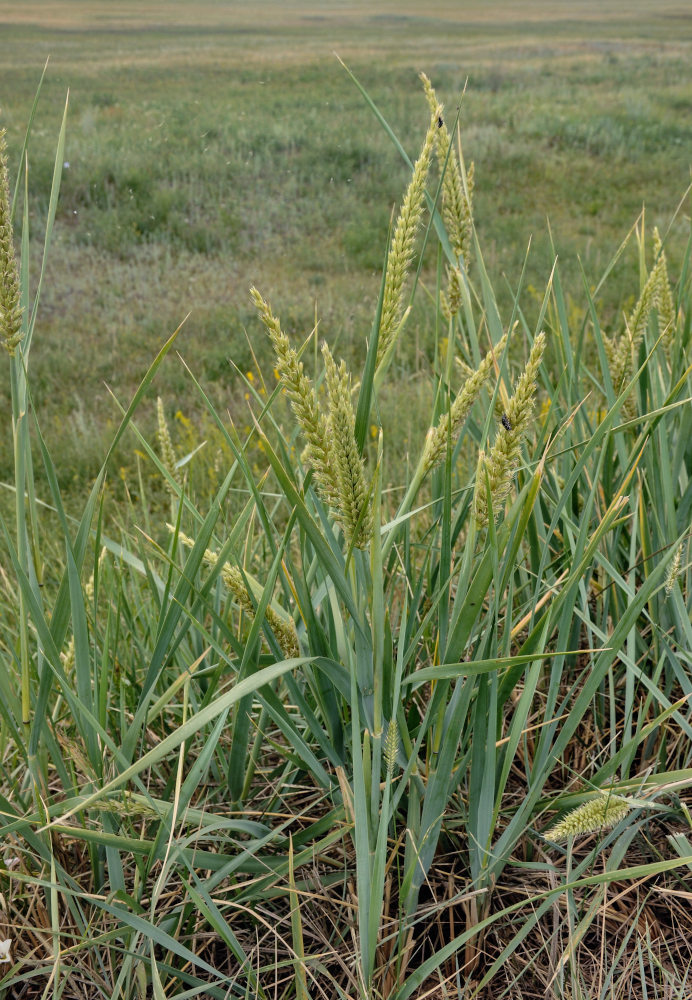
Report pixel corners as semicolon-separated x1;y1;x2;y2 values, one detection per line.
1;66;692;1000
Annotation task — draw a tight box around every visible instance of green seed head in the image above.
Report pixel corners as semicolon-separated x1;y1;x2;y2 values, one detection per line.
156;397;181;493
423;332;508;475
0;129;23;357
385;717;399;779
475;331;546;529
376;105;439;372
322;342;373;549
420;72;474;267
251;287;337;502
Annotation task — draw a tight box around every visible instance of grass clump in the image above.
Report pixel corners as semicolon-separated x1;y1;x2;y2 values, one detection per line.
0;68;691;1000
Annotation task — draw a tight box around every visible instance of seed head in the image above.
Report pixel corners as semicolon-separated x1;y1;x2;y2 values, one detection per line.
156;397;181;494
545;793;632;841
420;73;474;268
0;129;23;357
609;249;666;393
322;342;373;549
423;332;508;475
652;228;676;348
665;542;683;597
475;332;546;529
376;106;439;371
173;528;300;659
385;717;399;779
251;287;337;503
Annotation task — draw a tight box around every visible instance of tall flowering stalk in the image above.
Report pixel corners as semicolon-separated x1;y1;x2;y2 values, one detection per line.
156;396;182;494
652;227;676;351
421;73;475;324
174;530;299;659
607;230;676;394
420;72;474;270
422;333;508;474
322;343;373;550
389;335;507;541
375;105;440;373
253;288;373;550
475;332;546;528
0;129;22;357
251;287;337;504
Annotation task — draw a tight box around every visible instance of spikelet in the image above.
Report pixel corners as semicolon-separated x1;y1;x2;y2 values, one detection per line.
455;357;475;382
322;343;373;549
223;563;300;659
174;529;300;659
445;265;464;318
545;793;632;841
422;332;508;474
384;717;399;779
156;397;181;493
420;73;474;268
376;106;439;371
665;542;683;597
608;253;663;394
251;287;336;501
652;228;676;348
475;332;546;529
0;129;23;357
439;289;452;324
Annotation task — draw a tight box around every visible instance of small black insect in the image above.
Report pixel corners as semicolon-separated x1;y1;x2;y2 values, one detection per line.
501;413;512;432
437;115;444;128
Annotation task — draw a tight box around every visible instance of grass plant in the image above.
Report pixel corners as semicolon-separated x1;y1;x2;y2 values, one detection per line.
0;55;692;1000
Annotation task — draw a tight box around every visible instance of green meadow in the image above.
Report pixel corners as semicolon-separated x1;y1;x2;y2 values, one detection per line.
1;3;692;998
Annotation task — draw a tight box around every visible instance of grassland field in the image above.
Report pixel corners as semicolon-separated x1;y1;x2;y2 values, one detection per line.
2;6;692;996
1;0;691;503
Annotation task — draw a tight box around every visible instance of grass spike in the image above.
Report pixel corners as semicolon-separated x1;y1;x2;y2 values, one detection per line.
422;331;508;474
0;129;23;356
546;794;633;840
375;104;439;371
322;341;373;549
475;331;546;528
174;528;300;659
421;71;474;267
156;396;181;492
251;285;337;501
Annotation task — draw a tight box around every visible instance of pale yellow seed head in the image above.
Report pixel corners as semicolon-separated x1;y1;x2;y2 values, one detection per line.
665;542;683;597
172;527;299;659
420;73;474;267
546;794;632;841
